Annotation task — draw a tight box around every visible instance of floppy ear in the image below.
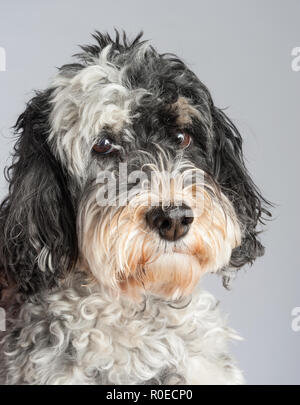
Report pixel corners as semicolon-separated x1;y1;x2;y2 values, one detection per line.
211;107;271;273
0;90;78;296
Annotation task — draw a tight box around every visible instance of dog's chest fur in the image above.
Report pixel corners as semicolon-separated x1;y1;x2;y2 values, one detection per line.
0;273;244;385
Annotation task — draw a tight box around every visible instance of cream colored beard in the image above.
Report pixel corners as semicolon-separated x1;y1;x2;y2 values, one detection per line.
78;169;241;300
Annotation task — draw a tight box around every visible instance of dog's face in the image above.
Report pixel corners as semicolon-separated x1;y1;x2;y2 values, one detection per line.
0;32;269;300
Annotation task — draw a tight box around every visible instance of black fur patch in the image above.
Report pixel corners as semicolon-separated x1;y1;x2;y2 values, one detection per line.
0;90;78;295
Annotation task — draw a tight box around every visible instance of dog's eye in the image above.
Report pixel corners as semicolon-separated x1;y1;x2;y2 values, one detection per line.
175;132;191;149
92;137;114;154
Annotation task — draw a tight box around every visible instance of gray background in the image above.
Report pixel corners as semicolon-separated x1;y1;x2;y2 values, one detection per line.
0;0;299;384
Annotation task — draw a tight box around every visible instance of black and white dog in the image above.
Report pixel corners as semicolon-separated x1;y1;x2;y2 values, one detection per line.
0;31;269;384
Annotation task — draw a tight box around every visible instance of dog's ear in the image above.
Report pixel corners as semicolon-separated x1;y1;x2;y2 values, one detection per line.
211;107;271;274
0;90;78;296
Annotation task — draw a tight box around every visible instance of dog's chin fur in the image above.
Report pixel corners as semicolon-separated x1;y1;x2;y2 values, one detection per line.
0;272;244;385
119;254;205;301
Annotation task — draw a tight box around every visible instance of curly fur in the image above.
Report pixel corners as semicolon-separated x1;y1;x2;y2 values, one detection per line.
0;273;244;385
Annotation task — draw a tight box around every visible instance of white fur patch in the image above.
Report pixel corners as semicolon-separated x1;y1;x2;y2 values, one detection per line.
49;45;147;178
0;277;244;385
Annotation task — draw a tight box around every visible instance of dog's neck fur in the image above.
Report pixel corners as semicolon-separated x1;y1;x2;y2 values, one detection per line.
0;270;244;385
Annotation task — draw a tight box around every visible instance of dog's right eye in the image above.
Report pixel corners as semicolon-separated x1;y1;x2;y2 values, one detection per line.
92;137;114;154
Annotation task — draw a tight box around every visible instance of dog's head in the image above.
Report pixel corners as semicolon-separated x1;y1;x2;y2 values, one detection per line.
0;32;270;300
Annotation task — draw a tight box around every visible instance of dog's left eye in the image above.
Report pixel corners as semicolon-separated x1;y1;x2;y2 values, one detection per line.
175;132;191;149
92;137;114;154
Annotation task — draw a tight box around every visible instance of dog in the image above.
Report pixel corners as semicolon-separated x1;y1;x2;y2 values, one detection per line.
0;31;270;385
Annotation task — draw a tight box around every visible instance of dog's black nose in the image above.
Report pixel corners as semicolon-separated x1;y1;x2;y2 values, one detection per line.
146;204;194;242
